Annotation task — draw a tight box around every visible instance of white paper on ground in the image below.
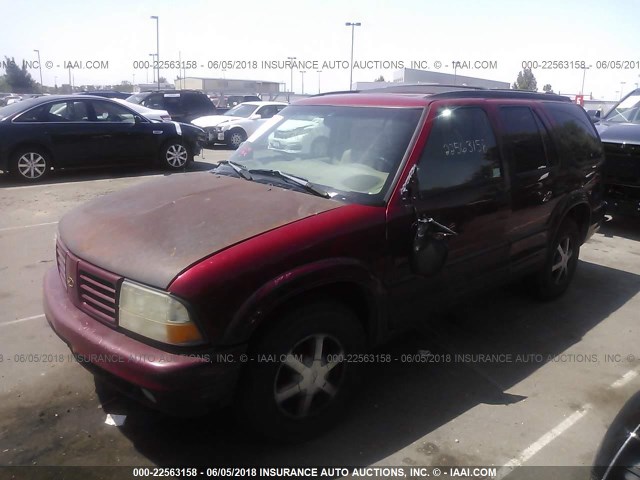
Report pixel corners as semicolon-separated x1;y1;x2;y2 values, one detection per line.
105;414;126;426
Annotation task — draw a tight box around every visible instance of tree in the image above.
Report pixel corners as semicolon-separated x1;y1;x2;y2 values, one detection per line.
374;75;385;82
158;76;167;83
116;80;134;93
543;84;554;93
2;56;36;93
512;68;537;91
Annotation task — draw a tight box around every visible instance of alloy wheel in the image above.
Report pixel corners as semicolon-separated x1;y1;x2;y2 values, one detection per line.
273;333;345;419
165;144;188;168
551;236;573;285
17;152;47;179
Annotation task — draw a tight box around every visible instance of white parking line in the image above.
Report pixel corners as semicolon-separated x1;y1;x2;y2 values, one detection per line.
0;221;58;233
611;369;638;389
1;314;46;327
495;404;592;479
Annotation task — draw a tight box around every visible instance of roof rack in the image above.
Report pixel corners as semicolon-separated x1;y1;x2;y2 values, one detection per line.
312;84;571;102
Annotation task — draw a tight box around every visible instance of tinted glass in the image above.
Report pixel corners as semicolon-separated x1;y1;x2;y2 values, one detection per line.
544;102;603;164
499;107;548;173
256;105;279;119
140;94;164;109
162;95;182;114
183;93;211;110
92;101;135;123
417;107;501;192
12;105;45;122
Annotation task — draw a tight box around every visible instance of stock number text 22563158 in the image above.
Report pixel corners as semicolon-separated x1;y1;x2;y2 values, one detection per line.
442;139;488;156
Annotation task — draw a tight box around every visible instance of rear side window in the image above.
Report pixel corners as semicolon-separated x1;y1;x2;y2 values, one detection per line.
13;105;45;122
163;95;183;114
417;106;502;193
544;102;603;164
140;94;164;109
184;93;212;110
499;107;549;173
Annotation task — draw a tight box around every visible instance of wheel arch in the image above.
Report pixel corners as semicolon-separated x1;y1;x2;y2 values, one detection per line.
222;260;385;349
9;143;55;169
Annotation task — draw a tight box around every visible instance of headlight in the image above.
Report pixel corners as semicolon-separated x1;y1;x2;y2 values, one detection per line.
119;280;204;346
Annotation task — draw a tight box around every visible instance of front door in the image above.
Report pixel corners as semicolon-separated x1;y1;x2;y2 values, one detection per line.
386;102;510;326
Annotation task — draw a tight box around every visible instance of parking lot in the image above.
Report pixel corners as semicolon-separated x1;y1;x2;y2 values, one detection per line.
1;148;639;477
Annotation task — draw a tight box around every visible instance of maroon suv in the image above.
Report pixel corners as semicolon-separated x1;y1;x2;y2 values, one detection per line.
44;87;605;438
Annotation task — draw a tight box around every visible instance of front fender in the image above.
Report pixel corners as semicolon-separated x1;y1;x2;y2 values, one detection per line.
221;258;385;346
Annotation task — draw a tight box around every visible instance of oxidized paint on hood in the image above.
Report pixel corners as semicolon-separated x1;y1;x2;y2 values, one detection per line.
59;173;342;288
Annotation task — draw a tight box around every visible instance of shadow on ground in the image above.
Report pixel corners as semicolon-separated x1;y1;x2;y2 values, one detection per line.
94;254;640;467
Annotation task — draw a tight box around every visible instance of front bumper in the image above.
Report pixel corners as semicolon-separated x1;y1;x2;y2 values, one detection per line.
605;185;640;217
43;267;244;414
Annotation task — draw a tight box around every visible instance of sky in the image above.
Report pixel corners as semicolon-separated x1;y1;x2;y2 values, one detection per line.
0;0;638;100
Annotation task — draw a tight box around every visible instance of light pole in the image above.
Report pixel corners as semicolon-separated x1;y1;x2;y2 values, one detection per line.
149;53;156;83
317;70;322;94
620;81;626;99
345;22;361;90
150;16;160;90
300;70;306;95
54;76;58;92
132;73;136;92
33;49;43;93
287;56;297;97
453;63;458;86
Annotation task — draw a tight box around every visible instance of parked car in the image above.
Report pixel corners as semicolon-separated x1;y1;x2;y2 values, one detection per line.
192;101;288;149
267;117;330;155
113;98;172;122
44;88;604;439
592;391;640;479
0;95;205;181
595;89;640;216
74;90;131;100
126;90;216;123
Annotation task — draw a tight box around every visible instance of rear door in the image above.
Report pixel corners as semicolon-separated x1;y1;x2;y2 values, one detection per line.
182;92;215;122
495;104;558;270
38;100;106;167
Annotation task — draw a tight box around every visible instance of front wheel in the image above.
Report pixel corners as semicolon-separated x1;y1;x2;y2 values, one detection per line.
226;129;246;149
159;141;191;170
534;219;580;300
236;302;365;440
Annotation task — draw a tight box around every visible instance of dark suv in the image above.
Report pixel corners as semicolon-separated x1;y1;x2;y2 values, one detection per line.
44;87;605;439
126;90;216;123
595;88;640;216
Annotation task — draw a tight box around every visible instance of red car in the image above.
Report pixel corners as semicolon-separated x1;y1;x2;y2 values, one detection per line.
45;87;605;438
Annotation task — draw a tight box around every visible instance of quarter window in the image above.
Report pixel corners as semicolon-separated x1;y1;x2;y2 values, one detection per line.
499;107;549;173
417;107;501;192
544;102;603;164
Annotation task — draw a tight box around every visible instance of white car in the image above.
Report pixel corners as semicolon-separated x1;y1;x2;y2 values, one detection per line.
192;101;288;149
267;117;330;156
113;98;172;122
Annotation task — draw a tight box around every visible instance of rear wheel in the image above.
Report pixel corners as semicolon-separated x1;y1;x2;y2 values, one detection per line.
11;147;51;182
159;140;191;170
236;301;365;440
534;219;580;300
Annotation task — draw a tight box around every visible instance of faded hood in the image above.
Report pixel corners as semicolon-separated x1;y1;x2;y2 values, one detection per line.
59;173;342;288
596;122;640;145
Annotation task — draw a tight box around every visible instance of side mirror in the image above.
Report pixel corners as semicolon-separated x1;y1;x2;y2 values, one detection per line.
134;115;144;124
249;113;262;120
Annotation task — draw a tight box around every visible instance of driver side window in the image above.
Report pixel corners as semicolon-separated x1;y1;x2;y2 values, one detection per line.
92;101;136;123
417;106;501;194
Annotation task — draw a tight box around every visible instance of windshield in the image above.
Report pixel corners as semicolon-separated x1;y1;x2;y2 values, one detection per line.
126;93;147;104
604;93;640;124
225;105;422;204
225;103;258;117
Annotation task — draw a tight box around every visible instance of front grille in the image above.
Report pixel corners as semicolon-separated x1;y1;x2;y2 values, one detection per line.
56;242;66;285
77;268;119;325
603;142;640;185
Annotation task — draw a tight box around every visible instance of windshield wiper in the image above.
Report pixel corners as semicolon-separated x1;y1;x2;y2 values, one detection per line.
247;169;330;198
217;160;253;180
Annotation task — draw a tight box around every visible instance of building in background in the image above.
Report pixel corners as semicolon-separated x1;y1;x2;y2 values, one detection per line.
174;77;283;98
354;68;510;90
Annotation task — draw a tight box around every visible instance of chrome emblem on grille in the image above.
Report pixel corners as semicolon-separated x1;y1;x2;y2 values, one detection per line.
66;275;74;288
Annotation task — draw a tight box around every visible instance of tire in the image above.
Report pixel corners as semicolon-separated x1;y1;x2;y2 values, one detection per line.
11;147;51;182
236;301;365;440
226;129;246;150
534;219;580;300
159;140;191;170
